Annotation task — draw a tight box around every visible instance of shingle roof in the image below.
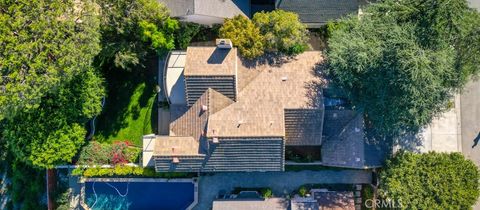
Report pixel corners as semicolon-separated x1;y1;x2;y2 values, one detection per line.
213;198;289;210
184;47;237;76
153;136;200;156
276;0;359;26
158;0;250;18
170;88;232;142
207;52;324;138
321;110;366;168
158;0;194;17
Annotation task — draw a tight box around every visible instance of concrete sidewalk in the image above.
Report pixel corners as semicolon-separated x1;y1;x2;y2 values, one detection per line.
419;94;462;153
193;170;372;210
460;79;480;210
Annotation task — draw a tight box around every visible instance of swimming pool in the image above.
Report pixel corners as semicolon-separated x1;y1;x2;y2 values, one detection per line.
84;180;195;210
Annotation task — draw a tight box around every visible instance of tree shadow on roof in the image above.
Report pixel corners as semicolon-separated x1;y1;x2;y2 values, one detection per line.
240;53;295;69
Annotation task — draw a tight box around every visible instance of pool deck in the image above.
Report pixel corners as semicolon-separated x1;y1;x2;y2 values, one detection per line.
78;177;198;210
194;170;372;210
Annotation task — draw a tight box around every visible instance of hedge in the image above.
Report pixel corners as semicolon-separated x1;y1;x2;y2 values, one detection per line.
72;165;195;178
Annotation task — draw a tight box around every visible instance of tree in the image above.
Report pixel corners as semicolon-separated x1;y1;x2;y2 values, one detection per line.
96;0;178;70
368;0;480;87
3;69;105;168
327;0;480;137
380;152;480;209
0;0;101;120
175;22;202;50
253;10;308;55
219;15;265;59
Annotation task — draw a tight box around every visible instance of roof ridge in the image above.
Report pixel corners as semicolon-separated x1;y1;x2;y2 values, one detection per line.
335;112;363;139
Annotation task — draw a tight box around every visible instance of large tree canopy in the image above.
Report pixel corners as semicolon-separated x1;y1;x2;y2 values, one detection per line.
0;0;101;119
96;0;178;70
3;68;105;168
380;152;480;209
327;0;480;137
0;0;105;168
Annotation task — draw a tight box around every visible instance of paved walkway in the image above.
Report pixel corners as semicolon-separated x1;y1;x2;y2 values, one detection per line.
460;79;480;210
193;170;372;210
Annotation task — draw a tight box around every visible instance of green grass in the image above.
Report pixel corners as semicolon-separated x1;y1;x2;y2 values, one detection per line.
94;60;158;146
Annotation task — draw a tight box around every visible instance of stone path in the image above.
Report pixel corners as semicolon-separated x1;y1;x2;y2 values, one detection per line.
193;170;372;210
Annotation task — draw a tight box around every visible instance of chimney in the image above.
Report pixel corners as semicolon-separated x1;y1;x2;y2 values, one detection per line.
216;39;233;49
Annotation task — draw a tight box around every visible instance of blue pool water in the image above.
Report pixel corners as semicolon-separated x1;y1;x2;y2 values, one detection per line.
85;181;194;210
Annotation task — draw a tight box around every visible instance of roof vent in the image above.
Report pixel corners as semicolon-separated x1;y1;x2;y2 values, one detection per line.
216;39;233;49
237;120;244;128
281;76;288;81
212;137;219;143
172;157;180;164
202;105;208;111
355;127;361;132
332;113;338;118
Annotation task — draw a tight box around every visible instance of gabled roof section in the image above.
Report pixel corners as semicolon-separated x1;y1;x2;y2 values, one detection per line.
170;89;210;141
207;52;324;138
321;110;366;168
184;47;237;76
276;0;359;26
170;88;232;141
208;88;234;115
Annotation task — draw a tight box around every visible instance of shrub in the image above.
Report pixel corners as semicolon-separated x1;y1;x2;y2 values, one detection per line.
219;15;265;59
71;168;85;176
77;166;195;178
77;141;111;165
78;141;141;165
253;10;308;55
261;188;273;198
380;152;480;209
299;186;308;197
175;22;201;49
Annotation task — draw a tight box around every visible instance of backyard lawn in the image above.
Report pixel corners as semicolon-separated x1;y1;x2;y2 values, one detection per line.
94;59;158;146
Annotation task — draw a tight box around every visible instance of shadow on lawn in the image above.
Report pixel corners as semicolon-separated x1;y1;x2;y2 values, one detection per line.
94;57;158;145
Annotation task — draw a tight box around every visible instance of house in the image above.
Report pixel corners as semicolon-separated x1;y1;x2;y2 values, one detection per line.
141;39;380;172
158;0;250;25
211;189;355;210
212;198;289;210
159;0;361;27
275;0;360;28
290;189;355;210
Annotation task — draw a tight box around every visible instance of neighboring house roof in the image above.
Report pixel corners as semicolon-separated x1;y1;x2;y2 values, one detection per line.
276;0;359;26
159;0;250;19
159;0;194;17
212;198;289;210
291;190;355;210
207;52;324;138
184;47;238;76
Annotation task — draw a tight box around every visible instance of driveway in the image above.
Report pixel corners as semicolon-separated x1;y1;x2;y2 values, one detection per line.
193;170;372;210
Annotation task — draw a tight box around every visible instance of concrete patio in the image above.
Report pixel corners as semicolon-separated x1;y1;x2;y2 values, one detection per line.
193;170;372;210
